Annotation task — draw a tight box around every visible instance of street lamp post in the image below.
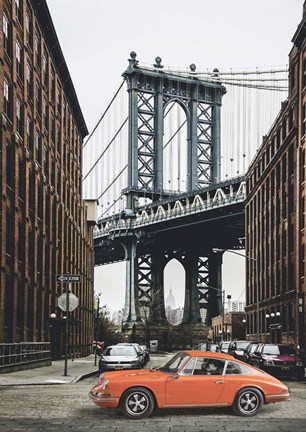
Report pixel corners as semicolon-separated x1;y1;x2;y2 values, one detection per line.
212;248;260;341
94;293;102;366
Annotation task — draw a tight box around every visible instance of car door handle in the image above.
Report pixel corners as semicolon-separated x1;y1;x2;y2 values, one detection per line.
214;380;224;384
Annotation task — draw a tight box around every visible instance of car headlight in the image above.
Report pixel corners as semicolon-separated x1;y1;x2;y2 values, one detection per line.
100;378;109;390
296;361;303;366
264;359;274;366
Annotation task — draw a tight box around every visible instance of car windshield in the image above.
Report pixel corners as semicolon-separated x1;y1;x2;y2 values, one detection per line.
262;345;296;356
103;346;136;356
236;342;250;350
249;344;258;353
156;352;190;374
222;342;230;348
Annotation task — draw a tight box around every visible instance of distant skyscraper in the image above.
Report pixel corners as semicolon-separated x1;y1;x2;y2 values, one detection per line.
166;288;176;309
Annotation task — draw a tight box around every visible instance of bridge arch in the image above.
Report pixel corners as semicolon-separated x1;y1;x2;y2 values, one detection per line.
164;258;185;325
163;101;188;192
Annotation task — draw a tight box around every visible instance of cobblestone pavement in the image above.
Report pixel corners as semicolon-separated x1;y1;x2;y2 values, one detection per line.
0;376;305;431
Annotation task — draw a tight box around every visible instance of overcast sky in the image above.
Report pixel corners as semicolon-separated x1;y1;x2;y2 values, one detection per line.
47;0;303;313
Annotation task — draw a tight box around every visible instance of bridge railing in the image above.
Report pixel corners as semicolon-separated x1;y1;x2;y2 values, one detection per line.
94;180;246;239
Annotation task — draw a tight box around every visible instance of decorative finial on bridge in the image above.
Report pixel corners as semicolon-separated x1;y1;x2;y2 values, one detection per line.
190;63;196;73
153;56;163;68
211;68;221;82
127;51;139;70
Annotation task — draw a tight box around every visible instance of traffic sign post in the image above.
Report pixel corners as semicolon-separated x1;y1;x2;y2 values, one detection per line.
56;274;80;376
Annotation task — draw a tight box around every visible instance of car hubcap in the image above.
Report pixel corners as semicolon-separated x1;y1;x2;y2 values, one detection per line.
240;392;258;413
127;392;148;414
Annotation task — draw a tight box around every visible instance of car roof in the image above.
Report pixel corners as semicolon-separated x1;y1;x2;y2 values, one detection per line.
183;350;235;360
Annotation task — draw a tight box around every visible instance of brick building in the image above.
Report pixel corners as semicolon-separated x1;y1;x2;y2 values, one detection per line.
211;312;246;342
0;0;95;358
245;3;306;349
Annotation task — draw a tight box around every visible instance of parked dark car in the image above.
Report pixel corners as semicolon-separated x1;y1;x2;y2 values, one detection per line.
227;340;256;362
250;343;304;380
219;341;231;354
244;342;259;364
99;345;143;372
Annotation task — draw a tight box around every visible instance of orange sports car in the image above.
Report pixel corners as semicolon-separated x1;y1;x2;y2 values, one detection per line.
89;350;290;419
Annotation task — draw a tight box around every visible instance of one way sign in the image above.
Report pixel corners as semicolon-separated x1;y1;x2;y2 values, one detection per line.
56;274;81;283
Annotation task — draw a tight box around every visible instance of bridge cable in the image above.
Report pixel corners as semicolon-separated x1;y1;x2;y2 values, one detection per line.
82;117;128;181
82;80;125;149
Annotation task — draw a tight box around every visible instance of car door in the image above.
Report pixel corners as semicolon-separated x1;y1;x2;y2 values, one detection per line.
165;357;226;407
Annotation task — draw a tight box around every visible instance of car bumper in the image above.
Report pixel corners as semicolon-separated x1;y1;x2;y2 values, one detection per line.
265;392;291;403
262;365;304;378
99;363;140;372
89;390;119;408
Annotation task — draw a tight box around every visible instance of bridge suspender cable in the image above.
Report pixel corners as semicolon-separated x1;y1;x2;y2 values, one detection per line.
82;80;125;149
82;117;128;181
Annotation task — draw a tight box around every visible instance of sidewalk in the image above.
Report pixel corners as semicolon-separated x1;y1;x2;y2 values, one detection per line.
0;354;98;386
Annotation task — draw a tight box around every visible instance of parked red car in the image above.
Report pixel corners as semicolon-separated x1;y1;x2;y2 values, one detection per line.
250;343;304;380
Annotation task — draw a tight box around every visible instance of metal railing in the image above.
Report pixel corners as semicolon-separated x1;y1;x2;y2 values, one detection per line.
0;342;51;369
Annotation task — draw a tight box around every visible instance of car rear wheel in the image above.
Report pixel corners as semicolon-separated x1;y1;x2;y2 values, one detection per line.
232;387;263;417
120;387;155;419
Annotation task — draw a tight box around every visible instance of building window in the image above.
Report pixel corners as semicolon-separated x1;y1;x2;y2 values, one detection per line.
3;12;11;58
303;103;306;137
51;69;55;102
56;81;61;115
43;99;48;130
26;63;33;99
4;77;12;120
290;62;295;93
6;141;14;188
51;115;55;143
43;50;48;86
36;81;41;117
15;0;23;25
16;98;23;137
288;105;294;131
35;131;41;164
282;118;286;140
16;39;23;80
44;146;49;177
26;116;33;152
25;11;33;48
34;33;41;69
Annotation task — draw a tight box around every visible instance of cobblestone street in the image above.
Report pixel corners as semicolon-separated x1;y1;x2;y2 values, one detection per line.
0;376;305;431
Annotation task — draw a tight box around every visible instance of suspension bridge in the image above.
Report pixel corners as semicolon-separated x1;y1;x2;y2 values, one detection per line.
82;52;288;329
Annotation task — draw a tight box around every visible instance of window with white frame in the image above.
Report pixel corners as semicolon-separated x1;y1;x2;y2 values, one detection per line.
26;63;33;99
4;77;12;119
25;11;33;47
15;0;23;24
16;39;23;79
3;12;11;57
16;98;23;137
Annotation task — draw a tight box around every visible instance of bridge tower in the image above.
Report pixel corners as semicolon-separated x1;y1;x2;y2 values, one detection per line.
121;52;226;328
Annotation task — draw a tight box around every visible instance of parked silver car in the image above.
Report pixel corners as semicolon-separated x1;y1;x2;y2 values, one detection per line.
99;345;143;372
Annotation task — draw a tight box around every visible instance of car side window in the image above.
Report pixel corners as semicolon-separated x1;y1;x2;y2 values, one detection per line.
193;358;225;375
225;361;242;375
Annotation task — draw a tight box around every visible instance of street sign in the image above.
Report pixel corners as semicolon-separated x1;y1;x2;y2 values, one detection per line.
56;274;81;283
58;293;79;312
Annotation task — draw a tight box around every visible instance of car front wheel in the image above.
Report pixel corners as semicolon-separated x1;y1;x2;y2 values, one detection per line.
232;387;263;417
120;387;155;419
